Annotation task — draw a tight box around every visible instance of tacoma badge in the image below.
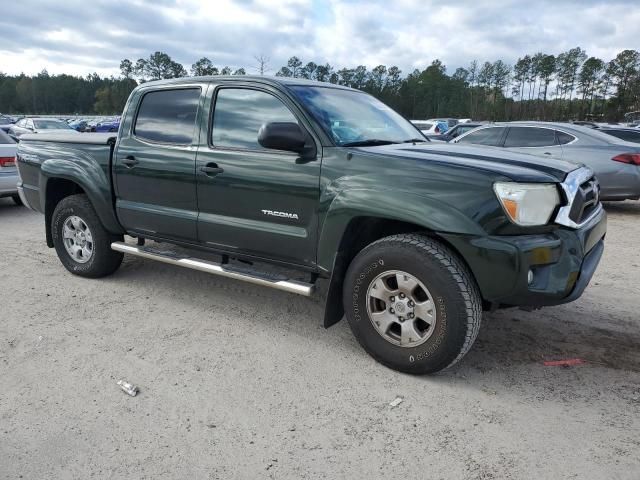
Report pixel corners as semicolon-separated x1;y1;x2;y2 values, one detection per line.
261;209;299;220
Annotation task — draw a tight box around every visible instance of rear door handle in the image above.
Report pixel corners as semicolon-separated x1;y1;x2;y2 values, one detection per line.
543;152;552;156
122;156;139;167
200;163;224;176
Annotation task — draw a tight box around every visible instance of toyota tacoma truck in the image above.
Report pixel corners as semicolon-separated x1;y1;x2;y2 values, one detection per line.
16;76;606;374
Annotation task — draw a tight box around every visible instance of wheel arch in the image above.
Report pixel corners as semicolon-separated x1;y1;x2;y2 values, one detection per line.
43;171;123;247
321;215;483;328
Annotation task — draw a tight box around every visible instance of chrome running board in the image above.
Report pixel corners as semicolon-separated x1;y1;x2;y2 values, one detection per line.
111;241;315;297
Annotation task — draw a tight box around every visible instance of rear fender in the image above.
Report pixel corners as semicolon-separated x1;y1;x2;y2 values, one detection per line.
41;157;123;235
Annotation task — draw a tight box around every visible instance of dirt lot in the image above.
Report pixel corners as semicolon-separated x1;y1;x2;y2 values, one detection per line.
1;198;639;479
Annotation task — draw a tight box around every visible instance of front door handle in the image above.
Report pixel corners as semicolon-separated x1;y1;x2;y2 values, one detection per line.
543;152;552;156
200;163;224;176
122;156;139;168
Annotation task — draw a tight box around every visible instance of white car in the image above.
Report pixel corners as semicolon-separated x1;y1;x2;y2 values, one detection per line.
0;130;20;205
411;119;449;136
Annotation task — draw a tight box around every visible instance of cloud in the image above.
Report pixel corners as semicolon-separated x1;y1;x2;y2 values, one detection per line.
0;0;638;78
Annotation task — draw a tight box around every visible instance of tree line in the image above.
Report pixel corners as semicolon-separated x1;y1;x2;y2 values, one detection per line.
1;48;638;121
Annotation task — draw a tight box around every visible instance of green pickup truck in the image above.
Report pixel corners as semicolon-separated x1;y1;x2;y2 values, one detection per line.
16;76;606;374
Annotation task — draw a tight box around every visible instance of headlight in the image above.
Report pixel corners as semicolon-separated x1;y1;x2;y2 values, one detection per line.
493;182;560;226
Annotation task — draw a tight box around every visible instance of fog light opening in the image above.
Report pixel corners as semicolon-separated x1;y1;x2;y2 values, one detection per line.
527;269;534;285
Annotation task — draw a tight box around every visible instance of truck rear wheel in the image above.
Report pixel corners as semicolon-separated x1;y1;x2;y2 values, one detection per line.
51;194;123;278
343;234;482;374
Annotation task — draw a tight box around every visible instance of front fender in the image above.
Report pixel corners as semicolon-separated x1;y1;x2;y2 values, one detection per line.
316;188;486;272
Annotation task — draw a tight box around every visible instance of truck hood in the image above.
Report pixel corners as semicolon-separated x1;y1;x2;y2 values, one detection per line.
360;142;579;182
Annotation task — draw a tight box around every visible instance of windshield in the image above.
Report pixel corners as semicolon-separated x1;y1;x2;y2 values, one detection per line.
34;120;72;130
290;86;424;146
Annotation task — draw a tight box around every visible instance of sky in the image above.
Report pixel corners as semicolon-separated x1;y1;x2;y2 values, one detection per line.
0;0;638;78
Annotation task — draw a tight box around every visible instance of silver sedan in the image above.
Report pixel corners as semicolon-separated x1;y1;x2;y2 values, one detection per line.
453;121;640;200
0;130;21;205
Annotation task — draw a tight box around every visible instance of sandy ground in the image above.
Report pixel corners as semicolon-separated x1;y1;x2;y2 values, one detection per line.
1;198;639;480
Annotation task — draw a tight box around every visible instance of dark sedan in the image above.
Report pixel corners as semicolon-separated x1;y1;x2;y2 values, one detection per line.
596;127;640;144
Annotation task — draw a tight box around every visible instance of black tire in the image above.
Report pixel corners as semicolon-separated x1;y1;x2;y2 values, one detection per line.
11;194;23;206
343;234;482;374
51;194;123;278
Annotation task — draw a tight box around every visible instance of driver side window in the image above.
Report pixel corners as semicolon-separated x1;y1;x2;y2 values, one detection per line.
211;88;298;151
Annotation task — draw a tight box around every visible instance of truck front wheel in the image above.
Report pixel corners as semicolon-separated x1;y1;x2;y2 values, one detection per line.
51;194;123;278
343;234;482;374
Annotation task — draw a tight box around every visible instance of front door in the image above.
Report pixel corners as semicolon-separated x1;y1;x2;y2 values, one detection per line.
114;86;203;242
195;85;321;267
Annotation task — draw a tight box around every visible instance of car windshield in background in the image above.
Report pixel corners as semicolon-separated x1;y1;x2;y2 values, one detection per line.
34;120;72;130
290;86;423;146
414;122;433;130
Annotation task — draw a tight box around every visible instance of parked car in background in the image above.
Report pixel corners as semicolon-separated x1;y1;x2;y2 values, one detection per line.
411;120;449;137
571;121;599;128
68;119;89;132
428;118;459;128
95;117;120;132
453;121;640;200
431;122;485;142
9;117;78;139
85;119;99;132
0;130;21;205
595;126;640;144
0;115;15;133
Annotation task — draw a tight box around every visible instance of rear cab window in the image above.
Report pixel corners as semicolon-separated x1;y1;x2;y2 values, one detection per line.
134;88;201;144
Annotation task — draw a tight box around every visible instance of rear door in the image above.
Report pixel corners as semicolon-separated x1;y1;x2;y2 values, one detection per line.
503;126;564;159
194;84;321;268
113;85;204;242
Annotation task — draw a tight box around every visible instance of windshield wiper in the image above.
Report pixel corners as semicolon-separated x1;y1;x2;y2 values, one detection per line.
402;138;430;144
342;139;399;147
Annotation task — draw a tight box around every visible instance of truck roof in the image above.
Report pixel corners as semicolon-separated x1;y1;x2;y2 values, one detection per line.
138;75;359;92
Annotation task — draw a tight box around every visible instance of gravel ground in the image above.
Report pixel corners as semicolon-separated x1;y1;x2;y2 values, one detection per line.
1;198;639;479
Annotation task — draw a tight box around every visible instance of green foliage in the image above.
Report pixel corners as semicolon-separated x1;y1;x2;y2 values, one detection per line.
1;49;638;120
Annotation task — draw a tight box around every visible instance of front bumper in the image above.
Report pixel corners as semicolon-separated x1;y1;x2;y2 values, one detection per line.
441;207;607;308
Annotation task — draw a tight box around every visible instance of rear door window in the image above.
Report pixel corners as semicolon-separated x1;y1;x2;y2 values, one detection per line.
134;88;201;144
457;127;506;146
504;127;557;147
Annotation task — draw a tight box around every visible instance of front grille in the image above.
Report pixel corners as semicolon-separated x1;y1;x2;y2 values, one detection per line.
555;167;602;229
568;177;600;225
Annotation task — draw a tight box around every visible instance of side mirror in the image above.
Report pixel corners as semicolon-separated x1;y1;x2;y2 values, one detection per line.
258;122;306;153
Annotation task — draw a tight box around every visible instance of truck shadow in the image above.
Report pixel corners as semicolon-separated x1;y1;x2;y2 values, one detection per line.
467;309;640;373
603;199;640;217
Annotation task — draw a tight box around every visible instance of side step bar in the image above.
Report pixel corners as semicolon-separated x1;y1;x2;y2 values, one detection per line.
111;242;315;297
